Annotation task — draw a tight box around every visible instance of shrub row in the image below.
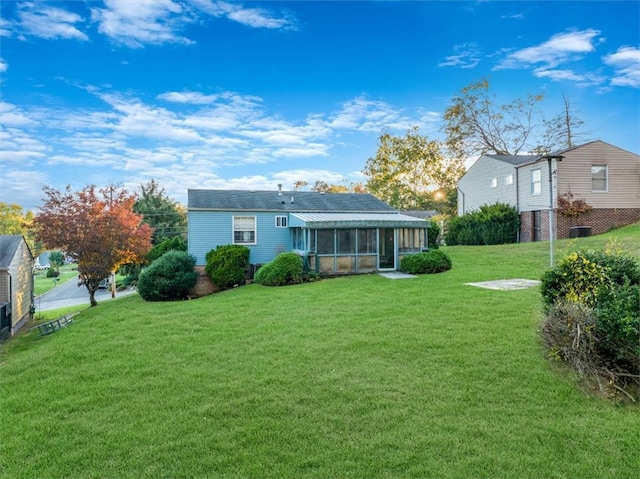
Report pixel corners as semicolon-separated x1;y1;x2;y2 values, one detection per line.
446;203;519;246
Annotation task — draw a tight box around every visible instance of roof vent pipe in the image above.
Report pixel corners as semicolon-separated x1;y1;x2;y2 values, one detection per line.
278;184;282;196
291;196;294;203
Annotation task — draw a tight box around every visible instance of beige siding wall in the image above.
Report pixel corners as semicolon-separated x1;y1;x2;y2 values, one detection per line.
556;141;640;209
457;157;519;215
9;240;34;334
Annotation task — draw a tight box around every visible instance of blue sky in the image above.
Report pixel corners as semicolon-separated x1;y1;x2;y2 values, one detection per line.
1;0;639;211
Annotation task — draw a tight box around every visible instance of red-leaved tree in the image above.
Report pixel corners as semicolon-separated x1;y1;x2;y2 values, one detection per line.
35;185;153;307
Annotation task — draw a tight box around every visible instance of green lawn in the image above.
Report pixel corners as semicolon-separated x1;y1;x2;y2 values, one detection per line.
33;263;79;296
2;223;639;478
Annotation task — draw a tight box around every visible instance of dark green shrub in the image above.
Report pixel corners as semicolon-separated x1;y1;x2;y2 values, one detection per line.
137;250;197;301
400;249;452;274
205;245;250;290
445;203;519;246
427;219;440;249
254;252;303;286
46;268;60;278
147;236;187;264
49;251;65;269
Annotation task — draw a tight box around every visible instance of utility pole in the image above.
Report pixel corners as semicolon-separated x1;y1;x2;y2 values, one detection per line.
544;155;564;267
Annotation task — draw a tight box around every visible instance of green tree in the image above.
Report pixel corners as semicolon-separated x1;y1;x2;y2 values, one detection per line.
134;180;187;245
48;251;65;270
0;202;40;254
363;126;464;210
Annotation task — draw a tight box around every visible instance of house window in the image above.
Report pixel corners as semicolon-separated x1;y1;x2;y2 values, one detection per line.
490;177;498;188
398;228;426;253
233;216;256;244
531;169;542;195
592;165;608;192
504;174;514;185
275;215;288;228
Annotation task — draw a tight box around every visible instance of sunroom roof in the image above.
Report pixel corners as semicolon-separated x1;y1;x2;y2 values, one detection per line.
289;213;429;229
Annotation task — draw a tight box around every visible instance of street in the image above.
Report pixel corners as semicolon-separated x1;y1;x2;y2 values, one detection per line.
36;277;138;312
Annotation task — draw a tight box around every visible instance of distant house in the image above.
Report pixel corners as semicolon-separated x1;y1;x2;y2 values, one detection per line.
457;140;640;242
0;236;35;339
187;188;430;278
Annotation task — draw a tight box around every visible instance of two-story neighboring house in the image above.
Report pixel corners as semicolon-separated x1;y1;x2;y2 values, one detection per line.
0;235;35;339
457;140;640;242
188;187;430;279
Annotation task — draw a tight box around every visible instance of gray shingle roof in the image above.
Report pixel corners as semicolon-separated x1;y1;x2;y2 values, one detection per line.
0;236;22;269
485;154;539;166
188;189;396;213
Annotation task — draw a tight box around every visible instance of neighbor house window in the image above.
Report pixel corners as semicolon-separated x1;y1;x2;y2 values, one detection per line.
531;169;542;195
233;216;256;244
275;215;288;228
504;174;514;185
592;165;608;192
490;177;498;188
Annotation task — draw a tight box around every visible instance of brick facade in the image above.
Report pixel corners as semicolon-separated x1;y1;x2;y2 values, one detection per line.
188;266;219;298
520;208;640;242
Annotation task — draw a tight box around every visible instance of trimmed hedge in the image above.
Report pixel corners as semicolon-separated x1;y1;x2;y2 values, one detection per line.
137;250;197;302
446;203;519;246
400;249;452;275
205;245;250;290
254;252;303;286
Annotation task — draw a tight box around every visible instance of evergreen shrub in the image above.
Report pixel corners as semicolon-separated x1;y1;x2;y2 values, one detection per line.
137;250;197;301
254;252;303;286
205;245;250;290
446;203;519;246
400;249;452;274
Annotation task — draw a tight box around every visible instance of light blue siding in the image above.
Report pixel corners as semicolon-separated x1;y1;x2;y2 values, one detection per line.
188;211;292;265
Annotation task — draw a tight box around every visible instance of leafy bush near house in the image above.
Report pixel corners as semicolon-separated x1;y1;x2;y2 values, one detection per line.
205;245;250;290
400;249;452;275
137;250;197;302
254;252;303;286
427;219;440;249
540;246;640;401
446;203;519;246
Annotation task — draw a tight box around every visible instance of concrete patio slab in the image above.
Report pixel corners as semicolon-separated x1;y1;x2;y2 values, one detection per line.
378;271;417;279
465;278;541;291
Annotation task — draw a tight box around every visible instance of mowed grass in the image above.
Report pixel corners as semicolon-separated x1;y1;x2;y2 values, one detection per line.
1;223;639;478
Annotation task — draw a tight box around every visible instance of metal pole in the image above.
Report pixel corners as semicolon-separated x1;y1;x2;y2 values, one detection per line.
548;157;554;267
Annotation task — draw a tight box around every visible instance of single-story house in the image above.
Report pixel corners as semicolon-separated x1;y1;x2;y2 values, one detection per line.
188;187;430;278
457;140;640;241
0;235;35;339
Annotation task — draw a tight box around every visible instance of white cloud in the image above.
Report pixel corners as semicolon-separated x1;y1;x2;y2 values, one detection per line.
91;0;194;48
157;91;220;104
0;102;39;127
0;18;12;37
0;58;7;73
18;2;88;41
193;0;297;30
0;169;49;210
439;43;481;69
604;47;640;87
496;29;602;70
533;68;604;87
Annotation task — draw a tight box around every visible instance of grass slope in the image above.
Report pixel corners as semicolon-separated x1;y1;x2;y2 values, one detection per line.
2;223;639;478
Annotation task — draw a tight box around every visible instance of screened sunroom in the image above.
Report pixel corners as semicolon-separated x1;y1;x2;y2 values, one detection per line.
288;213;430;275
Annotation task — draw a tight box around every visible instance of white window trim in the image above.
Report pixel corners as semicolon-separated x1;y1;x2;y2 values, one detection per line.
504;174;514;186
591;165;608;192
232;216;257;245
490;177;497;188
275;215;288;228
531;168;542;196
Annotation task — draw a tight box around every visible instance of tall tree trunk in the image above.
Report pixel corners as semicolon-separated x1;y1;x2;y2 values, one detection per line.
87;287;98;307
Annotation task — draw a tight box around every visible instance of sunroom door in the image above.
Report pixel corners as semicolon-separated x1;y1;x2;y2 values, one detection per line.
378;228;395;269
